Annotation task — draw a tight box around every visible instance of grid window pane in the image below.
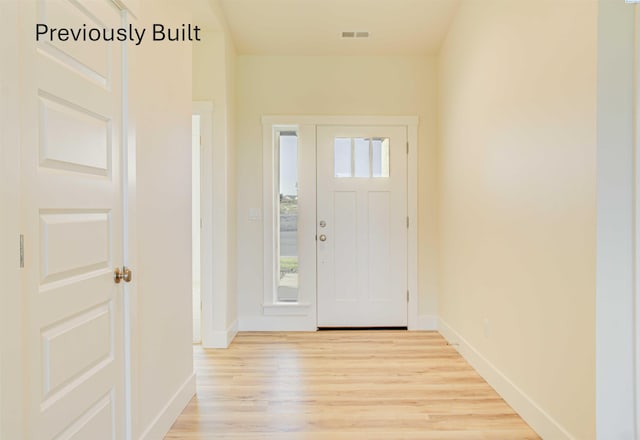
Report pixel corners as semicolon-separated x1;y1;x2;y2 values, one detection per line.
334;137;390;179
334;137;352;177
372;138;390;178
354;138;370;177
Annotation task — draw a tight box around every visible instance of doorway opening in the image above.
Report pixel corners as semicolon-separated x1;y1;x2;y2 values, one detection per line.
316;126;408;327
192;114;201;343
261;116;418;331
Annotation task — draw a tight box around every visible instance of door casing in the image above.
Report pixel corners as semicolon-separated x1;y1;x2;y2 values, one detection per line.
0;1;24;438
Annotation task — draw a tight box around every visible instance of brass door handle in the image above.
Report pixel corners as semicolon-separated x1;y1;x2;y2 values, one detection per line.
114;266;133;284
319;234;327;242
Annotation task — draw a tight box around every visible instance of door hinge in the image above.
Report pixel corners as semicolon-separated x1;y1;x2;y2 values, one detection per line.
406;141;409;154
19;234;24;268
407;290;410;302
406;216;409;228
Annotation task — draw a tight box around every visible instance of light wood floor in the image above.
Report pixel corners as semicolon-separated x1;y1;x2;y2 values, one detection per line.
166;331;540;439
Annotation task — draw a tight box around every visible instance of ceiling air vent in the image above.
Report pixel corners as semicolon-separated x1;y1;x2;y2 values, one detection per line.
341;31;369;39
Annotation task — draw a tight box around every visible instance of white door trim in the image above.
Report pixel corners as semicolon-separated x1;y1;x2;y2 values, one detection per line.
121;9;134;440
264;115;418;127
192;101;216;346
596;2;637;438
634;4;640;437
0;2;24;438
260;115;419;330
407;122;419;331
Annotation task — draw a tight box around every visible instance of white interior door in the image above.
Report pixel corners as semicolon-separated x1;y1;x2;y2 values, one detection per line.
317;126;408;327
21;1;127;438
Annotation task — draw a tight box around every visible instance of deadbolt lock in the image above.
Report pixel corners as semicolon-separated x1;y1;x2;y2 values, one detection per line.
114;266;133;284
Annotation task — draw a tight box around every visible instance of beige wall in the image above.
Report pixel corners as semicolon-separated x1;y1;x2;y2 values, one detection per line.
236;55;438;323
130;0;194;436
437;1;597;438
193;23;239;342
225;36;238;327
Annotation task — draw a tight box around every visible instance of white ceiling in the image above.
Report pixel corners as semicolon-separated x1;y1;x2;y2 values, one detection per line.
217;0;460;56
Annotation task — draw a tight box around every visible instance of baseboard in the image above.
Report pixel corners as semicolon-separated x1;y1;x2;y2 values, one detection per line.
203;319;238;349
415;314;438;330
438;319;574;440
226;319;238;346
238;315;435;332
238;315;317;331
138;371;196;440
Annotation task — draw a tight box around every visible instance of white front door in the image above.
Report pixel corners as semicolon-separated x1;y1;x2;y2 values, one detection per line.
317;126;408;327
21;1;127;438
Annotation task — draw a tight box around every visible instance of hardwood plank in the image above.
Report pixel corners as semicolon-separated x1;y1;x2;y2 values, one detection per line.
165;331;540;439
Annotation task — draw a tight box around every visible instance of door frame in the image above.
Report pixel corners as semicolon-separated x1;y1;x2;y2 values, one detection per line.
633;4;640;438
596;1;638;437
261;115;419;330
192;101;215;346
0;1;24;438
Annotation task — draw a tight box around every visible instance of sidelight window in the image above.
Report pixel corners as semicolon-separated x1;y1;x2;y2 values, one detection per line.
276;131;299;302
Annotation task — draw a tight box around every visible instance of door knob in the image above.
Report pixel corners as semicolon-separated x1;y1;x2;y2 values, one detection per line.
319;234;327;242
114;266;133;284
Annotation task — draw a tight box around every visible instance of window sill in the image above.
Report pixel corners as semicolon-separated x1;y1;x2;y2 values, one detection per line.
262;302;312;316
